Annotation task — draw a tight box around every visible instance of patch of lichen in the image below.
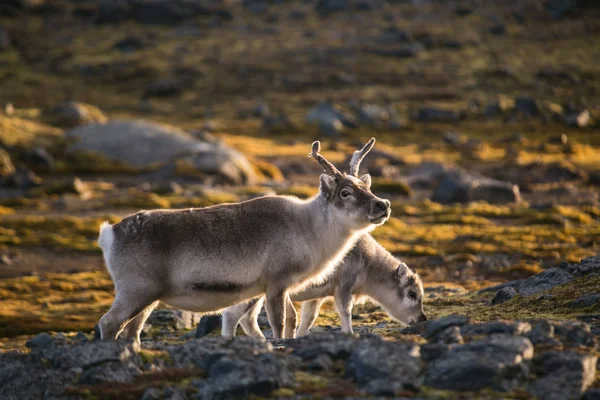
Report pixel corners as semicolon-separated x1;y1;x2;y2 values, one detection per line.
0;271;114;337
0;215;120;252
108;189;171;209
370;179;413;197
427;275;600;322
0;114;63;147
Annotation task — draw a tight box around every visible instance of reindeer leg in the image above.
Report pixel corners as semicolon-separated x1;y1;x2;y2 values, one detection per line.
297;298;325;337
119;301;159;348
334;286;355;334
239;297;266;339
284;295;298;339
265;288;286;339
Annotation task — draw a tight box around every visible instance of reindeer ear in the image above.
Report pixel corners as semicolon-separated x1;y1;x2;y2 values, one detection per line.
359;174;372;188
395;263;408;283
319;174;336;199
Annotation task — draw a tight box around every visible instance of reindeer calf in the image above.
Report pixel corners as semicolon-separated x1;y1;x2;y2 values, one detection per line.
222;234;426;338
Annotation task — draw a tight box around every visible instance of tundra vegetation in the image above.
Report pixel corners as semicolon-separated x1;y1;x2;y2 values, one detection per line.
1;0;600;398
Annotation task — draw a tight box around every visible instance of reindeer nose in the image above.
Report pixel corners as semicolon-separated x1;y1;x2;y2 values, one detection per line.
418;313;428;322
373;199;390;214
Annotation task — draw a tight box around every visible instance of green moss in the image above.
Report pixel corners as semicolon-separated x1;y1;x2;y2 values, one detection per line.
277;185;318;199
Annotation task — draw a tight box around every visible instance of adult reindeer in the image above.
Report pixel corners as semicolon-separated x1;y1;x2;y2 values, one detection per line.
97;138;390;345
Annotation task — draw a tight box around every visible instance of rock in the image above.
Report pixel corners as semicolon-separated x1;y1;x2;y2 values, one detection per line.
307;354;333;371
370;44;423;58
528;351;597;400
551;320;597;349
0;26;10;51
288;332;356;361
24;147;55;173
144;78;183;98
346;338;421;395
583;388;600;400
113;36;146;52
43;101;108;128
195;315;222;338
412;107;463;123
420;342;451;361
252;101;270;118
66;120;256;184
515;96;539;117
425;315;470;338
26;333;53;349
141;387;162;400
491;286;517;305
376;26;411;44
429;326;464;345
517;267;573;296
147;309;201;330
461;321;531;338
526;320;562;347
262;113;296;134
564;110;591;128
424;335;533;391
570;293;600;308
545;0;579;19
2;166;42;189
489;22;506;35
306;101;357;129
356;103;389;126
431;168;520;205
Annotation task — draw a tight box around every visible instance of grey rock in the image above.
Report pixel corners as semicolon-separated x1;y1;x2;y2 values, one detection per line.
0;26;10;51
288;332;356;361
551;320;597;349
141;387;162;400
25;147;55;172
26;333;53;349
515;96;539;117
195;315;222;338
147;309;202;331
526;320;562;347
517;267;573;296
429;326;463;345
432;168;520;205
144;78;183;98
545;0;579;19
307;101;357;129
569;293;600;308
66;120;256;184
461;321;531;338
491;286;517;305
424;335;533;391
528;351;597;400
356;103;390;126
196;350;294;399
113;36;146;52
346;338;421;396
45;101;107;128
412;107;463;122
583;388;600;400
307;354;333;371
420;342;451;361
425;315;470;338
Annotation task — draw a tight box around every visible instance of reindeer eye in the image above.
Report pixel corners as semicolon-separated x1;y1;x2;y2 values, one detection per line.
408;291;417;301
341;189;351;198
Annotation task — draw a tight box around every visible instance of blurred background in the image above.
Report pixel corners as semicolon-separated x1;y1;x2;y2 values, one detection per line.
0;0;599;343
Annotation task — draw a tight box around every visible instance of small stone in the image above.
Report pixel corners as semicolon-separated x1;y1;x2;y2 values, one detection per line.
491;286;517;305
144;78;183;98
195;315;222;338
526;320;562;347
489;22;506;35
515;96;539;117
569;293;600;309
25;147;55;172
308;354;333;371
429;326;463;345
26;333;53;349
141;387;162;400
425;315;470;338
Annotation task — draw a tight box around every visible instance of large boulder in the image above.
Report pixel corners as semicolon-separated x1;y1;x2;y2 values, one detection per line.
431;168;520;204
66;120;256;184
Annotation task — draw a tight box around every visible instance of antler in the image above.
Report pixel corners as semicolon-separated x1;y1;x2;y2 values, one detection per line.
309;141;343;178
349;137;375;177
